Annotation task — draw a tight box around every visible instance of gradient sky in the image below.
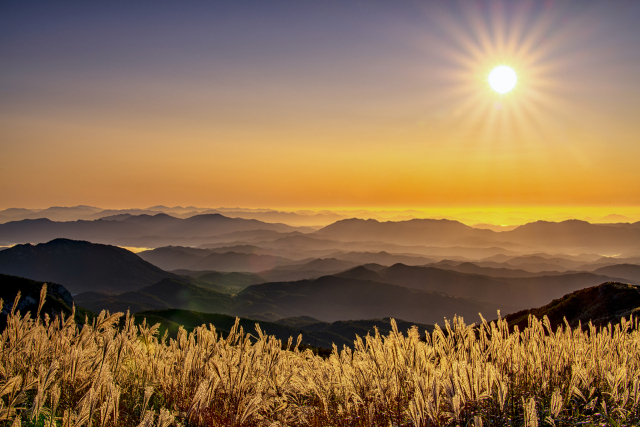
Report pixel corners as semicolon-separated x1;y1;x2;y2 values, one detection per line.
2;0;640;212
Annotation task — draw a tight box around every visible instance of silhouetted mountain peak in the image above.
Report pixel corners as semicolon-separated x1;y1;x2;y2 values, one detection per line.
386;263;414;272
335;266;385;282
186;213;229;221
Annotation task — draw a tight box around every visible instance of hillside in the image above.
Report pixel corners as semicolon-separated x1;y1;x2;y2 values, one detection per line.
75;278;233;314
505;282;640;330
336;263;627;310
0;238;175;294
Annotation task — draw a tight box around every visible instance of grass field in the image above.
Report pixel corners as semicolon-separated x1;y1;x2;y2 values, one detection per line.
2;285;640;426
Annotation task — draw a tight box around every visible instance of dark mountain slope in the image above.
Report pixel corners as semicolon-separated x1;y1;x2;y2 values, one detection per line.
190;271;265;293
137;279;233;312
0;239;176;294
505;282;640;330
189;252;297;272
337;263;630;310
75;278;233;314
232;275;505;324
375;264;519;306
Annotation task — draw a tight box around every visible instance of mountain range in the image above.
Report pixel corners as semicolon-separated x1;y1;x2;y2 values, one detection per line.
316;218;640;253
2;214;640;257
3;238;640;325
0;213;312;247
0;272;433;350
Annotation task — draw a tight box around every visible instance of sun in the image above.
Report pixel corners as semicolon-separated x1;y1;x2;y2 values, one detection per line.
488;66;517;94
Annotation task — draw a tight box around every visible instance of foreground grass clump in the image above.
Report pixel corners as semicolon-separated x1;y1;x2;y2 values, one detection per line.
2;286;640;426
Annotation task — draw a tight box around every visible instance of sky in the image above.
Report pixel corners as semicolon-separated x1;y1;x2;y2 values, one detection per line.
2;0;640;215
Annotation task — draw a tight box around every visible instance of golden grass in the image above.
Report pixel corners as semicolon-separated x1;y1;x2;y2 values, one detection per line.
2;285;640;426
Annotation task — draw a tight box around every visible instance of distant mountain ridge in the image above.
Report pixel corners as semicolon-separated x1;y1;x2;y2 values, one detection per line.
0;206;347;227
0;213;312;247
316;218;640;252
315;218;495;246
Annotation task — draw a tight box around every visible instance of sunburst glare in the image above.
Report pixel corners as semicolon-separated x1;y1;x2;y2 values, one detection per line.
413;1;594;151
488;66;517;93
